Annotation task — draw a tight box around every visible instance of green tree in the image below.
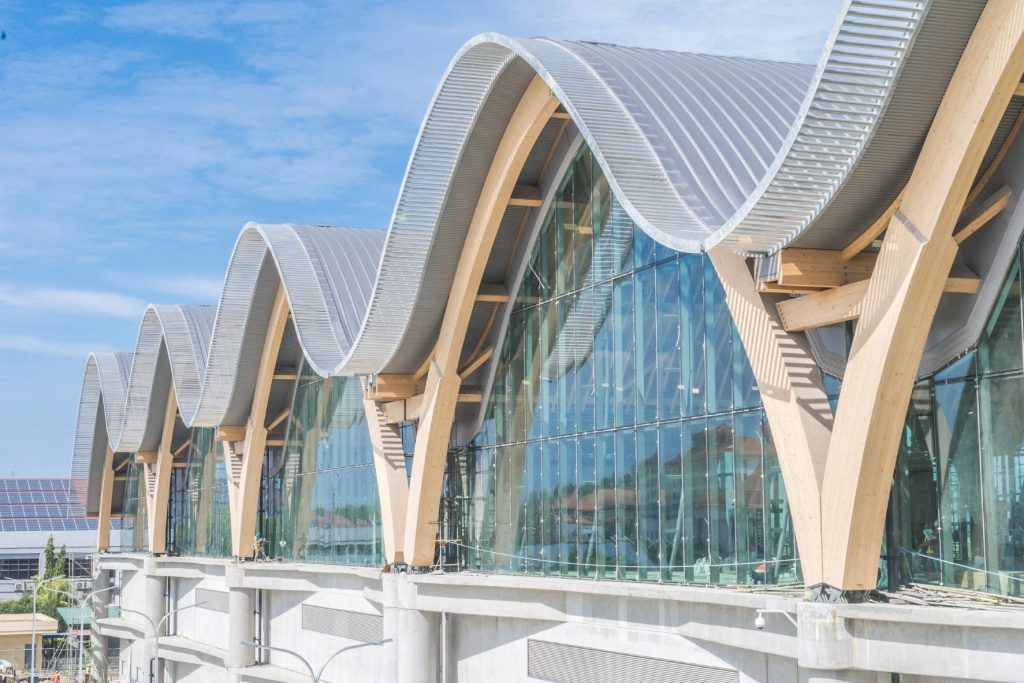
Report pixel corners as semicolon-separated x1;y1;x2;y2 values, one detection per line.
0;536;72;631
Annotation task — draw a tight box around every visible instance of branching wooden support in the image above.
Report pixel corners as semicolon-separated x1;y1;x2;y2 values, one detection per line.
776;264;981;332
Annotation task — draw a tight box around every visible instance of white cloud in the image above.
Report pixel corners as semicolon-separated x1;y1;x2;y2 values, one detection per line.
0;285;147;319
0;333;112;357
132;274;224;302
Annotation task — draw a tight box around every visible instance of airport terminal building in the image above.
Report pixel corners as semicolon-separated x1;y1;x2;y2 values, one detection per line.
72;1;1024;681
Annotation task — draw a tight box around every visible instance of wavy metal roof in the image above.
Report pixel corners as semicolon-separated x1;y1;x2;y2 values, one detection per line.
71;0;992;508
70;225;386;508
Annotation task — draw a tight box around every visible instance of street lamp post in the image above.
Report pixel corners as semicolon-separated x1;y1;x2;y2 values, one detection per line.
121;602;205;683
30;575;67;682
31;585;115;683
75;584;119;683
240;639;391;683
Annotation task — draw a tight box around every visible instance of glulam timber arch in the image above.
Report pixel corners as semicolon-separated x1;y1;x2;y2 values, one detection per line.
713;0;1024;596
399;76;560;565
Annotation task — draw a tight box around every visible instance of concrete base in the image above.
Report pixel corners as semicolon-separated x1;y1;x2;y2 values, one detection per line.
97;555;1024;683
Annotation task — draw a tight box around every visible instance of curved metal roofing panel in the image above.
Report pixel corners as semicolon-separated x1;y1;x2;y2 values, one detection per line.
341;1;976;373
117;304;216;453
70;352;132;515
192;223;385;425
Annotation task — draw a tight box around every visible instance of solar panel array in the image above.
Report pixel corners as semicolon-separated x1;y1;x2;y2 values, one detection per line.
0;479;118;533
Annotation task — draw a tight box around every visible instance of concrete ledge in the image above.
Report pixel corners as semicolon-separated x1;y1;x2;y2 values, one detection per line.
408;571;801;611
97;553;148;572
231;560;382;599
233;663;311;683
798;602;1024;682
94;616;145;640
159;635;228;669
153;556;231;578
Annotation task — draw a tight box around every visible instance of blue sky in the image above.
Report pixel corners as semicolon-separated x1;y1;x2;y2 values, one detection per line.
0;0;839;477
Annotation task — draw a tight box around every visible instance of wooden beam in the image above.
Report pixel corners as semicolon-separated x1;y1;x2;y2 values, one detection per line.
135;451;157;465
265;408;290;432
404;76;561;566
96;446;114;552
777;266;981;332
363;389;410;564
778;248;878;288
953;185;1012;244
758;281;829;294
457;387;483;403
458;346;494;379
145;385;177;554
709;248;832;585
821;0;1024;592
225;285;290;558
476;284;509;304
265;438;285;447
366;374;424;401
841;190;903;261
551;108;570;120
216;426;247;443
172;439;191;458
385;387;483;424
508;185;542;208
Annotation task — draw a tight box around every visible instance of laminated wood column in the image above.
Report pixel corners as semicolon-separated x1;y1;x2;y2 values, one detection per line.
403;76;560;565
708;248;832;585
820;0;1024;593
145;386;177;554
97;446;115;552
224;285;290;558
364;393;410;565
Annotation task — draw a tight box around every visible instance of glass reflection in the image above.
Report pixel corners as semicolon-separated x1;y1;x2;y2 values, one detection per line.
260;365;383;566
166;427;231;558
464;145;792;585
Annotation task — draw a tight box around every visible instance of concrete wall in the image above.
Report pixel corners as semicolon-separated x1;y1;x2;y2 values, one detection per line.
96;556;1024;683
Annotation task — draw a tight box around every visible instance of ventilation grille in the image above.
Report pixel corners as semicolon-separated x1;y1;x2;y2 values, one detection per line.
301;604;383;643
527;640;738;683
194;588;229;614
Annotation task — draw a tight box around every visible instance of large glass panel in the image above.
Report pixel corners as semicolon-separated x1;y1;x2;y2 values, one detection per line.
704;263;733;414
733;412;764;585
613;274;636;428
934;381;985;589
121;461;148;552
635;266;659;424
462;144;793;587
978;255;1023;375
655;259;682;422
261;366;383;566
979;375;1024;592
167;427;230;558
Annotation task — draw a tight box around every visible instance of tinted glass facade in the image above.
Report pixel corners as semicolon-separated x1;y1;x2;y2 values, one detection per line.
121;462;148;552
167;427;231;558
894;247;1024;596
463;146;796;585
260;364;384;566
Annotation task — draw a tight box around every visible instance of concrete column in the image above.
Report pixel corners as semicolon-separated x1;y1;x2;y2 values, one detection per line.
141;571;164;683
390;573;439;683
227;586;256;682
90;568;111;683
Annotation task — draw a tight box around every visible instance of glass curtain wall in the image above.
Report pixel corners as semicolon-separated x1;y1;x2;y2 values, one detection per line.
166;427;231;557
121;461;148;552
464;145;796;585
261;364;383;566
894;247;1024;596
